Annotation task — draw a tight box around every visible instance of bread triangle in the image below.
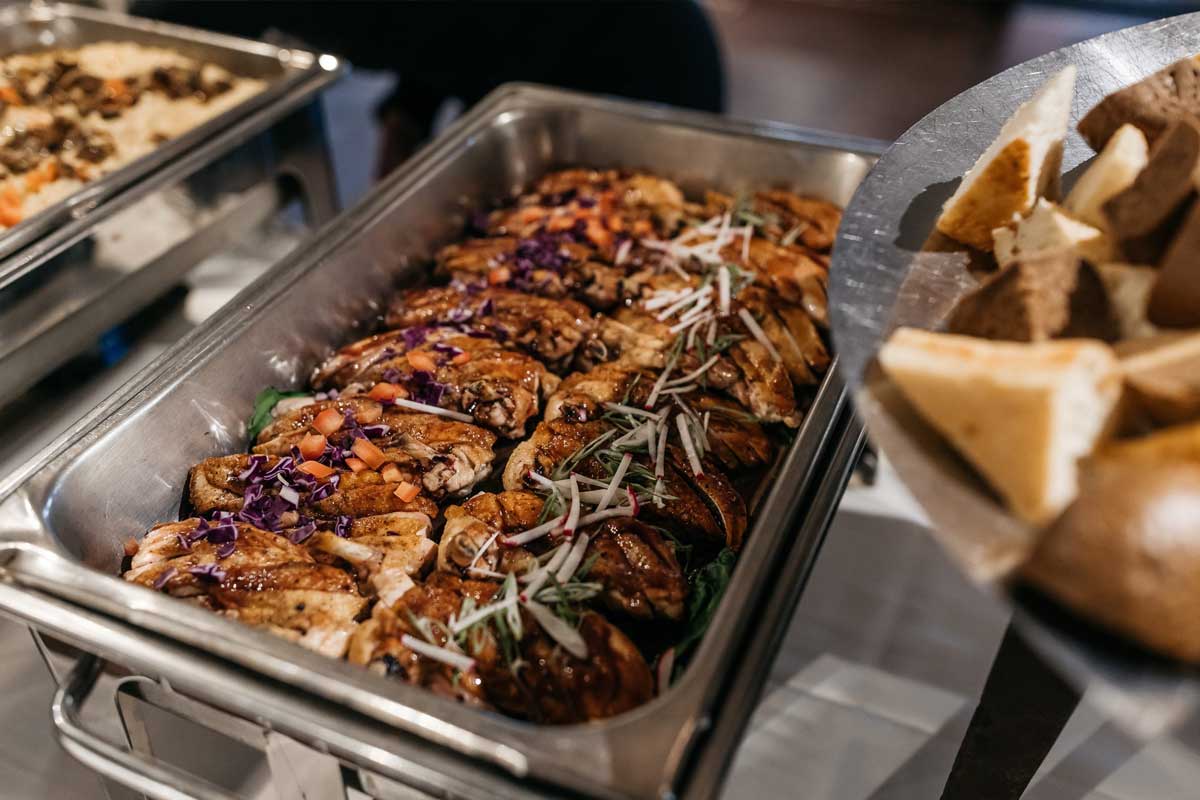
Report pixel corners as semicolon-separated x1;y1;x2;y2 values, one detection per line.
878;327;1120;525
1065;123;1149;231
936;66;1076;251
992;198;1111;267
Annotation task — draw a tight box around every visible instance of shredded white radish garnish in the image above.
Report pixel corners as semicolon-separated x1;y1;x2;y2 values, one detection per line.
612;420;654;448
523;600;588;659
468;567;506;579
576;506;636;527
667;260;690;280
655;284;712;321
703;410;711;433
555;532;591;584
645;422;657;462
595;453;631;513
706;318;717;346
401;634;475;671
520;542;571;599
526;471;556;490
718;266;731;315
563;474;581;536
502;515;566;547
391;398;474;422
742;225;752;262
670;305;712;334
655;422;669;477
604;402;662;420
465;530;500;576
737;307;782;361
549;474;607;490
665;355;721;388
644;360;674;410
643;288;688;311
676;413;703;476
614;238;632;265
450;595;518;633
653;477;665;508
659;385;698;397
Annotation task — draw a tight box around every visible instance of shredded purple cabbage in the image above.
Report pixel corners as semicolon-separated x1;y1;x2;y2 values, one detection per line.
309;474;340;502
446;306;473;324
401;326;430;350
286;518;317;544
188;563;227;583
408;370;448;406
152;567;176;590
334;515;353;538
381;368;402;384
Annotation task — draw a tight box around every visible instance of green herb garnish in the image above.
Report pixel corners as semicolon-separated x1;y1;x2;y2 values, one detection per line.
247;386;309;443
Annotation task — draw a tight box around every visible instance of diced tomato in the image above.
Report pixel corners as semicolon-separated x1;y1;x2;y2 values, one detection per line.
586;217;613;250
298;460;337;479
351;437;387;470
379;462;403;483
451;351;471;365
344;457;368;473
298;433;327;460
357;403;383;424
546;213;576;232
0;185;22;227
103;78;129;99
0;86;22;105
24;159;57;193
487;266;511;285
393;481;420;503
366;382;401;402
406;351;438;373
313;408;344;436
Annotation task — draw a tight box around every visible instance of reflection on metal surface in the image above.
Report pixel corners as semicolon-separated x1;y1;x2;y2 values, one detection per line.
828;13;1200;741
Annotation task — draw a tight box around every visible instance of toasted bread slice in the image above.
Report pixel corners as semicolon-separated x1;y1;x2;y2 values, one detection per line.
936;67;1076;251
992;198;1112;267
1064;123;1149;231
1095;262;1160;339
878;327;1120;525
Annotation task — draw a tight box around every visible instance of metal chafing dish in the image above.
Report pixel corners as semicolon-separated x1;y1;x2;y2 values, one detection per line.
0;1;342;407
0;85;881;799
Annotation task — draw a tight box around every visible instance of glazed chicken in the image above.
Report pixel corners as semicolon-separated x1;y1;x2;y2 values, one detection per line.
383;286;594;371
347;572;654;723
544;362;773;471
187;454;439;521
434;236;629;310
439;490;687;621
254;396;496;497
311;331;556;439
306;513;436;608
125;519;366;658
504;418;747;550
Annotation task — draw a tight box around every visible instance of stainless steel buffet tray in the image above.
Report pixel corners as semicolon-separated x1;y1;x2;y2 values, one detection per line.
0;1;332;271
0;85;881;799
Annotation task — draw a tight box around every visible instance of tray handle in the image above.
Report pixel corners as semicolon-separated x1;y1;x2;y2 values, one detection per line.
52;653;240;800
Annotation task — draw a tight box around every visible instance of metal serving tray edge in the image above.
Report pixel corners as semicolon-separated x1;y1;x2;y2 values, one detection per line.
0;1;337;275
0;84;882;799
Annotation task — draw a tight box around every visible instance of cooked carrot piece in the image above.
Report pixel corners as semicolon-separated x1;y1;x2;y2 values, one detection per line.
394;481;420;503
298;433;327;460
406;351;438;373
351;437;387;470
298;460;336;479
366;382;401;402
313;408;344;436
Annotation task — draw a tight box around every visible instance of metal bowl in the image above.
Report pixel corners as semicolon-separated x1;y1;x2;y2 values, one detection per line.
829;13;1200;739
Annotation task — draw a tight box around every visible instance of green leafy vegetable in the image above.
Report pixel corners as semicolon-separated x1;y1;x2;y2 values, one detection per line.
246;387;309;443
672;548;737;678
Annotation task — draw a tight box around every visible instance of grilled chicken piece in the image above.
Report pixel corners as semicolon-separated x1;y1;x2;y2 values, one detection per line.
254;397;496;496
583;305;802;427
124;519;365;657
544;362;773;470
693;189;842;252
486;169;686;249
348;572;654;723
307;516;436;607
311;331;557;439
504;419;747;550
440;490;687;621
188;454;438;522
383;286;594;371
725;237;830;328
435;237;629;310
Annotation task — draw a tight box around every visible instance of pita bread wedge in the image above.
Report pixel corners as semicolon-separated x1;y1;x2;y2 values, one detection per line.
992;198;1112;268
936;67;1076;251
1064;123;1149;231
878;327;1121;525
1095;262;1161;339
1115;332;1200;426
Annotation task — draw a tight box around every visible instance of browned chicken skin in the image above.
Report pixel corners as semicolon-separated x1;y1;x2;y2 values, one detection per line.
348;572;654;723
504;418;747;550
383;286;595;371
439;490;687;621
254;397;496;497
125;520;366;657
